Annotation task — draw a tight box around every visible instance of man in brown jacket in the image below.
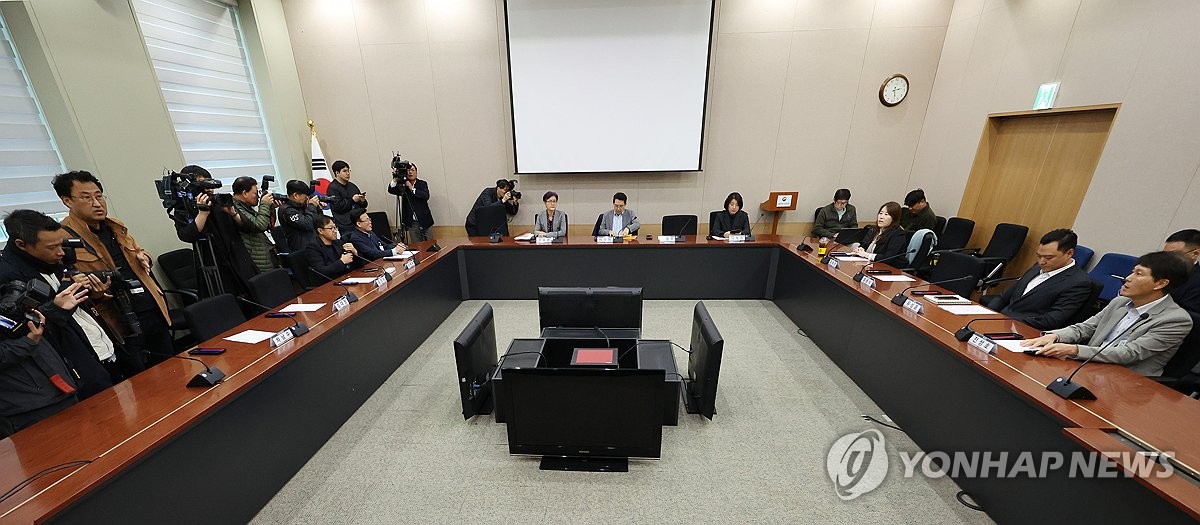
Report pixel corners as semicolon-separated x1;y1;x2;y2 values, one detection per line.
54;171;175;365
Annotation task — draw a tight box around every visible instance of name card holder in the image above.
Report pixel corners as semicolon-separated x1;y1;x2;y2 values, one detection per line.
859;275;876;289
332;294;351;313
535;236;553;244
827;258;840;270
373;275;388;288
903;298;924;314
596;236;614;244
728;234;747;243
657;235;676;244
404;258;417;270
968;333;998;354
269;328;295;348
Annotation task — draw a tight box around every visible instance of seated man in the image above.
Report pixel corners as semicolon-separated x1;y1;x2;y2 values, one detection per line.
1163;228;1200;315
900;188;936;232
0;309;78;438
1022;251;1193;376
344;209;408;260
305;215;363;283
812;188;857;239
598;192;640;237
465;179;519;236
983;229;1093;330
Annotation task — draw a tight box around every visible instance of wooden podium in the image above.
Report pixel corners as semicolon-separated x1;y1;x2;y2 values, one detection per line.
759;191;799;235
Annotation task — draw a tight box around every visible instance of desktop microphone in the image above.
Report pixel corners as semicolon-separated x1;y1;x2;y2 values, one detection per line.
351;252;395;281
797;236;813;252
745;213;766;240
669;216;696;242
235;296;310;336
890;276;975;306
488;224;504;243
852;252;908;282
309;266;358;303
1046;312;1150;400
145;351;225;387
953;317;1018;342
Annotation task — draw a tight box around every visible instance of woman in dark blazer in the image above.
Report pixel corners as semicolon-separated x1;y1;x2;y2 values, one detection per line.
711;192;751;238
852;201;907;262
533;191;567;239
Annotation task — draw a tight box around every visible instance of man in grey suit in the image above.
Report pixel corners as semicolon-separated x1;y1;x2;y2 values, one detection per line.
983;229;1094;330
1022;251;1194;376
598;192;639;237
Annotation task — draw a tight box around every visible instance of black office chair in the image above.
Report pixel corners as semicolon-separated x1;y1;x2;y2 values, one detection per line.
662;215;698;236
1066;280;1105;325
183;294;248;342
972;223;1029;282
368;211;393;243
937;217;974;251
158;248;198;294
708;210;721;237
933;215;947;237
247;268;298;310
271;226;291;255
1154;313;1200;396
591;214;604;237
813;207;822;223
900;229;936;274
287;250;317;290
927;251;989;298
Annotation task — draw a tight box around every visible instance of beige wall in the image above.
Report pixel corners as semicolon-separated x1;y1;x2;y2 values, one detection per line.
281;0;954;234
912;0;1200;260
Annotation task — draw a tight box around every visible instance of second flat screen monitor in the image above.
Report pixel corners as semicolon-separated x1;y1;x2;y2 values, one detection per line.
538;287;643;330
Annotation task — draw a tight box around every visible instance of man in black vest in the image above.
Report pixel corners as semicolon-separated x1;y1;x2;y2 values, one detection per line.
983;229;1094;330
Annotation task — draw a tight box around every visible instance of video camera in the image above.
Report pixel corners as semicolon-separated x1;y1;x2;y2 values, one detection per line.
0;279;53;339
154;169;228;215
391;154;413;176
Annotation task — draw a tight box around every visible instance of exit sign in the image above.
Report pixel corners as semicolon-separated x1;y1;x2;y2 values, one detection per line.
1034;82;1059;110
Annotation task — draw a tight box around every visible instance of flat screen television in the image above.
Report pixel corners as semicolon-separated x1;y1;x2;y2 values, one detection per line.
505;367;662;472
685;301;724;420
454;303;498;419
537;287;642;330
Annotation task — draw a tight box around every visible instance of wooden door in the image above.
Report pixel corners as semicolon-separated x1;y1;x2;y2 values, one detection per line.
957;105;1117;279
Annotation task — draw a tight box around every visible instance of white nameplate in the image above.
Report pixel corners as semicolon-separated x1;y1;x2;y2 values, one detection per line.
903;298;924;314
596;236;614;244
373;275;388;288
404;258;416;270
828;258;840;270
535;235;553;244
332;294;351;313
657;235;676;244
269;328;295;348
728;234;747;243
860;275;876;289
968;333;998;354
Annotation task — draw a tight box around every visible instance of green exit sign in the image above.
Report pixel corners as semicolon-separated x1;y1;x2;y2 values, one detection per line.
1034;82;1059;110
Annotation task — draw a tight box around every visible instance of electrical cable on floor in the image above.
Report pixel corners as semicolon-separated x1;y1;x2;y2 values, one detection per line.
796;328;810;339
0;459;94;504
956;490;985;512
861;414;903;432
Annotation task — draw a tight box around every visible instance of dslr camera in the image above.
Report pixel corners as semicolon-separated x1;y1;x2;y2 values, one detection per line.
154;169;227;215
259;175;286;202
506;179;520;200
0;279;53;339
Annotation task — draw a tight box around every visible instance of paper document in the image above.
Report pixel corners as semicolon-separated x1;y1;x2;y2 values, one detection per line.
339;277;376;285
998;340;1035;353
383;251;417;260
874;275;917;282
834;256;871;263
223;329;275;344
937;304;996;315
280;303;326;313
514;232;535;241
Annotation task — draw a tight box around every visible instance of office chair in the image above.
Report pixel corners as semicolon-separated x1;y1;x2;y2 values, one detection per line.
900;229;937;274
937;217;975;251
662;214;699;236
708;210;721;237
287;250;317;290
927;251;989;298
183;294;248;342
933;215;947;237
1087;253;1138;303
1154;312;1200;396
591;214;604;237
1072;244;1095;269
970;223;1029;282
813;207;822;224
247;268;298;310
475;204;509;237
368;211;393;243
158;248;199;293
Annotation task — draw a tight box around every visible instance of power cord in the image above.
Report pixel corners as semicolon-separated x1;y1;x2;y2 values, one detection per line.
861;414;903;432
0;459;94;504
469;351;546;398
617;340;691;362
956;490;984;512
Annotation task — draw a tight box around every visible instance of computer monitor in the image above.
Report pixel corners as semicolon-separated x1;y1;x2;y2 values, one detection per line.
537;287;643;330
505;367;662;471
454;303;498;419
684;301;724;420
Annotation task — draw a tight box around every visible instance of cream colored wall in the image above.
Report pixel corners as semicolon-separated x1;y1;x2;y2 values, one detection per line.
281;0;954;235
912;0;1200;259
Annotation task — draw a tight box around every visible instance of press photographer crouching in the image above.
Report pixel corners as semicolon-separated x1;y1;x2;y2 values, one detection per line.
162;165;258;298
0;210;138;399
56;170;176;367
0;282;77;438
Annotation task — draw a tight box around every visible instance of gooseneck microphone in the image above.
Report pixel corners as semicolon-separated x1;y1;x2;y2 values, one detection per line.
670;216;696;241
309;266;359;303
954;317;1018;341
145;351;225;387
853;251;909;282
797;236;813;252
1047;312;1150;400
351;252;395;281
235;296;310;336
890;275;975;306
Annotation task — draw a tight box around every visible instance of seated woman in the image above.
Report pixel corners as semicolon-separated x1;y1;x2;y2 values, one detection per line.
851;202;907;262
711;192;751;238
533;191;567;239
305;215;363;283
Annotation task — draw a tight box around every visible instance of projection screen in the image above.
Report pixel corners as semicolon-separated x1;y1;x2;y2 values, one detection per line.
504;0;715;174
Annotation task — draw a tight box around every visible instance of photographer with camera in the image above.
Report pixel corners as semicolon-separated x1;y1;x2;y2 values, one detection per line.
56;171;175;367
387;158;434;243
0;306;78;438
0;210;133;399
169;165;258;298
326;160;368;235
465;179;520;236
231;176;279;273
280;180;327;250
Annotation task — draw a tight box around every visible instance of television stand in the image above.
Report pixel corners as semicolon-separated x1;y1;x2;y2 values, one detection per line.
539;455;628;472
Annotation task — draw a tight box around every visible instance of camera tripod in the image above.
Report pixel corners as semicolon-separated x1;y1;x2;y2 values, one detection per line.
193;236;225;296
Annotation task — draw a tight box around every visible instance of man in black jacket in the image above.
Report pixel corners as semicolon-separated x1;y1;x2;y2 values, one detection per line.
279;180;326;250
1163;229;1200;315
326;160;368;234
0;309;77;438
0;210;128;399
983;229;1094;330
305;215;363;283
170;165;258;298
388;160;435;242
465;179;519;236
